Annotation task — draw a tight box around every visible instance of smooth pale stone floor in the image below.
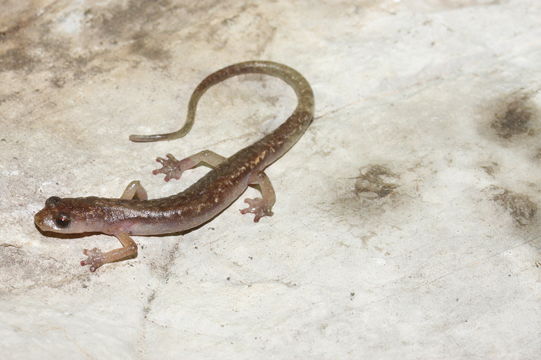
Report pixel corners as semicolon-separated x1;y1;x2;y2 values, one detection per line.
1;1;540;359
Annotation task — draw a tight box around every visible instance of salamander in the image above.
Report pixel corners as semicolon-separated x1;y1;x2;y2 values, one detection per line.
34;60;315;271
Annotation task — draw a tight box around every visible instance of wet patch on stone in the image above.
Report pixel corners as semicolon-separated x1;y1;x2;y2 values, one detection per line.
354;164;400;199
490;91;538;140
489;186;537;226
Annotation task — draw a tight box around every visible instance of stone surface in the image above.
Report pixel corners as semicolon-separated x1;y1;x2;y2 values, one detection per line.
1;0;540;359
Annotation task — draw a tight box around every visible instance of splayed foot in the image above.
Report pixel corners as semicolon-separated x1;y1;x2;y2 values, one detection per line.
152;154;194;182
80;248;105;272
240;197;274;222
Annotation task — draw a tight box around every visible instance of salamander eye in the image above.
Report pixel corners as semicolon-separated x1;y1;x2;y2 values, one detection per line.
54;213;71;228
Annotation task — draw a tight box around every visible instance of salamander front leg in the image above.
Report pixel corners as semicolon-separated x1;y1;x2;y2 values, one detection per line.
241;172;276;223
80;181;144;272
121;180;148;200
80;233;138;272
152;150;226;181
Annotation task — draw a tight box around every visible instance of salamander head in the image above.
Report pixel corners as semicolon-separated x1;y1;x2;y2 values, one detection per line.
34;196;107;234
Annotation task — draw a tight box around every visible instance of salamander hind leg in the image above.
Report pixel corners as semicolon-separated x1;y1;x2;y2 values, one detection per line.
240;172;276;223
152;150;226;181
81;233;138;272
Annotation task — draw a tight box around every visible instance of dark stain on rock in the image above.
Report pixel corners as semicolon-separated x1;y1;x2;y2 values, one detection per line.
87;1;176;64
490;186;537;226
0;13;35;42
527;143;541;162
143;290;156;318
0;21;97;81
480;161;499;177
490;92;538;139
0;0;181;79
90;0;172;39
0;47;35;72
50;76;66;88
354;165;400;199
0;25;18;42
0;0;234;85
534;148;541;161
130;34;170;61
0;91;20;106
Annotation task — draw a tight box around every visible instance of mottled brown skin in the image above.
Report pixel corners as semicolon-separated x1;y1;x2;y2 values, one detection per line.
34;61;315;271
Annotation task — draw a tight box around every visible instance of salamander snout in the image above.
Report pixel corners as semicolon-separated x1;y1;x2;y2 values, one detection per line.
35;197;71;233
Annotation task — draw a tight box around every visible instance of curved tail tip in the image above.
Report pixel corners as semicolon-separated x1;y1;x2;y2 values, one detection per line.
129;131;190;143
129;134;155;142
129;134;143;142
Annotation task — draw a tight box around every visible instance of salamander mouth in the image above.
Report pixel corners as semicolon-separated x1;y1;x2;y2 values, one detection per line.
34;209;54;232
